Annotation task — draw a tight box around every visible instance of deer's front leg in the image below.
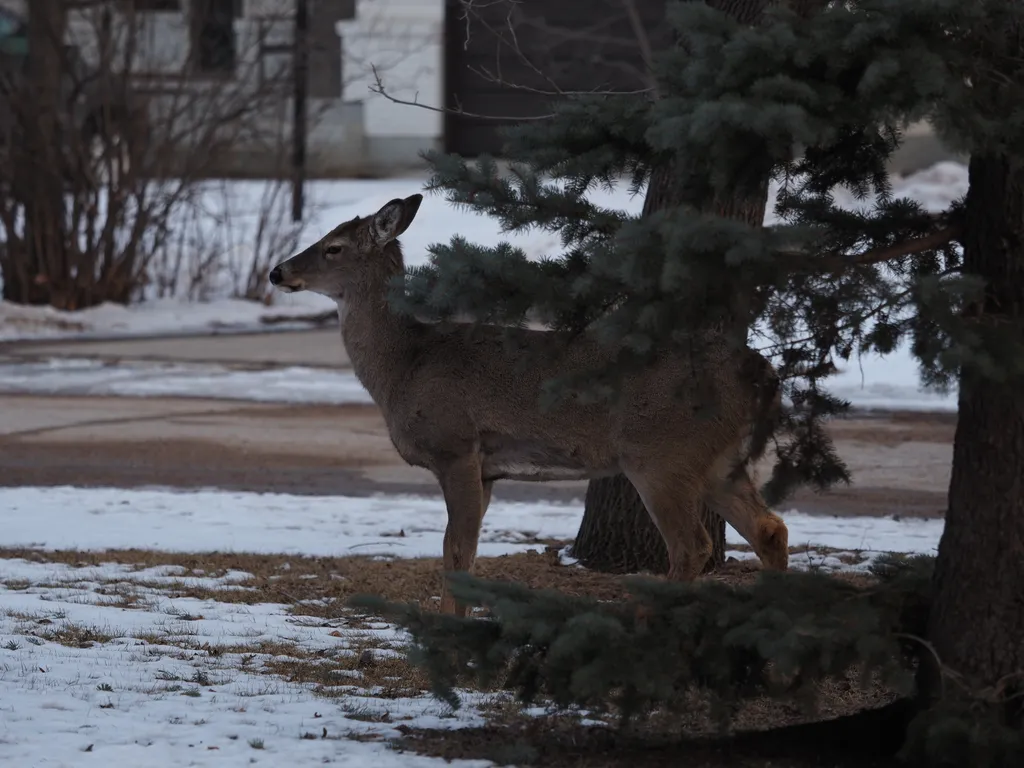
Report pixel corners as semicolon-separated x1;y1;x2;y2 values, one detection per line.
437;454;487;616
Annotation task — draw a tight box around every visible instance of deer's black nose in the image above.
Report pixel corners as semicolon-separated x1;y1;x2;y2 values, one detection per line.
269;267;283;285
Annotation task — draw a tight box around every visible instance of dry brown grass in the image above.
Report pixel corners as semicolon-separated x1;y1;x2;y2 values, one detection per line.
0;546;876;618
0;545;634;617
263;642;432;701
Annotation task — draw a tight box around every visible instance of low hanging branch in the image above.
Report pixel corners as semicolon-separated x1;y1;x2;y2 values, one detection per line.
778;225;963;276
822;226;962;272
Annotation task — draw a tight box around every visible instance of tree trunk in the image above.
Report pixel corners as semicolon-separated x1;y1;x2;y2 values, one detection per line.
570;164;769;574
927;154;1024;721
13;1;69;308
572;12;774;572
573;475;727;575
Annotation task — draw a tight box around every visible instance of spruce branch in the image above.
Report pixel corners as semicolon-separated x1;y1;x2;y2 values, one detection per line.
792;225;963;275
351;563;932;718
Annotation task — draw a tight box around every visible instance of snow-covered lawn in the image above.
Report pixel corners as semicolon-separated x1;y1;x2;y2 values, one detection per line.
0;297;330;343
0;485;943;764
0;357;376;406
0;557;495;767
0;485;942;567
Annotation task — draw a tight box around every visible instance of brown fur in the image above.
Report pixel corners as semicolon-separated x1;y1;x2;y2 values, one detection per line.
270;195;789;615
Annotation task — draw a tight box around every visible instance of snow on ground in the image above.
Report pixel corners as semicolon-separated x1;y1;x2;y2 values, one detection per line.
0;351;957;412
0;486;942;567
0;483;943;764
0;557;495;767
0;162;969;342
0;296;330;343
825;346;956;412
0;357;375;405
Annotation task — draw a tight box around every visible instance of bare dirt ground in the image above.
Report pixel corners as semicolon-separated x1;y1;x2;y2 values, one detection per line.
0;392;954;517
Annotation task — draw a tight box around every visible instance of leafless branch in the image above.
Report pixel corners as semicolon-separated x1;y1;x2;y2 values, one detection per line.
0;3;323;307
369;65;555;122
622;0;659;98
367;0;660;124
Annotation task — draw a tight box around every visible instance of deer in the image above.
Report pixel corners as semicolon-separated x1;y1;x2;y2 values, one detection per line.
269;193;789;616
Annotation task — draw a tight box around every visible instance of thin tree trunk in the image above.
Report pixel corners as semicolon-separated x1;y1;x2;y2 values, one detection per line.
927;154;1024;722
17;1;69;308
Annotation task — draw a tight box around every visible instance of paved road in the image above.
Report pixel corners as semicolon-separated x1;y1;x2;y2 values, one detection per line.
0;393;954;517
0;327;956;517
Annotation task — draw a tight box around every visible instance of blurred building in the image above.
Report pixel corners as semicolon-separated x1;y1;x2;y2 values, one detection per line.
0;0;961;179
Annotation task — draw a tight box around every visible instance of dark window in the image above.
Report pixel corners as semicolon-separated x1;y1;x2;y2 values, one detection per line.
0;8;26;59
190;0;240;75
129;0;182;10
307;0;357;99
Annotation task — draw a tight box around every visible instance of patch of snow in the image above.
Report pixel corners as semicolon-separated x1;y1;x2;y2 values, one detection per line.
826;345;956;412
0;351;955;412
0;479;944;763
0;486;942;564
0;358;374;405
0;560;496;767
0;297;331;343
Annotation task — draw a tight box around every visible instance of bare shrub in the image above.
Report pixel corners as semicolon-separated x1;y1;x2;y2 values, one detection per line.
0;1;312;309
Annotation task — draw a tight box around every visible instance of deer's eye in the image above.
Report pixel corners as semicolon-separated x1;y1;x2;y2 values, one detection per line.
324;244;343;258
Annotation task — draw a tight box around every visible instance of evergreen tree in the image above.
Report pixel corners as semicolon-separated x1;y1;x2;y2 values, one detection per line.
377;0;1024;761
572;0;840;581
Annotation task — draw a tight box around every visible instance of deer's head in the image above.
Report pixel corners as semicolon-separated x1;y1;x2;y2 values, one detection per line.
269;193;423;298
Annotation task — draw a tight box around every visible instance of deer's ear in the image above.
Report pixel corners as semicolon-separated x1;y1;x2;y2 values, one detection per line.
370;194;423;245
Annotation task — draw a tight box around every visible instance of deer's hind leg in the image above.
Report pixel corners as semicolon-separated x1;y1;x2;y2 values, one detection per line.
622;464;712;581
703;461;788;572
437;454;491;616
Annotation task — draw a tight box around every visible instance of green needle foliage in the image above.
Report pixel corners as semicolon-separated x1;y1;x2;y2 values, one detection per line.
351;554;933;722
386;0;1024;504
365;1;1024;763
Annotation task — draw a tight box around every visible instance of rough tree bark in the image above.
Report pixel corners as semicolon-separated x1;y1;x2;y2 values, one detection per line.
571;0;778;576
927;152;1024;721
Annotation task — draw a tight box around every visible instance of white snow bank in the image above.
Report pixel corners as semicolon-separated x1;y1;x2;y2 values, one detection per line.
0;296;330;342
826;346;956;412
0;486;943;564
0;163;969;343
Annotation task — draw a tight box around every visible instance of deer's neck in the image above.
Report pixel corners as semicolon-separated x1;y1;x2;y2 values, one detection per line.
337;250;414;408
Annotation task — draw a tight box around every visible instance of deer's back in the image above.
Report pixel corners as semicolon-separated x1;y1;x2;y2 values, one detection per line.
379;322;766;481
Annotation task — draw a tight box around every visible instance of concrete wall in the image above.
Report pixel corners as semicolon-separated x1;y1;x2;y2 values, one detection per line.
335;0;444;173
